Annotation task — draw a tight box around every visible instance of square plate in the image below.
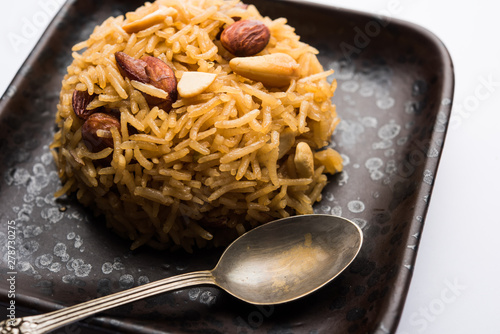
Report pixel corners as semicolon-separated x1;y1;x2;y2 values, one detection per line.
0;0;454;333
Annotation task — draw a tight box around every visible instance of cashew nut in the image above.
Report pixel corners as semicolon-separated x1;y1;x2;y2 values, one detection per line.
294;142;314;178
229;53;299;87
177;72;217;98
123;6;177;33
314;148;343;174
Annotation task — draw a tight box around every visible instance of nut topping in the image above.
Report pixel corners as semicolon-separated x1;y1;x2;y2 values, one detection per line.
314;148;343;174
229;53;299;87
294;142;314;178
177;72;217;98
122;6;177;34
141;55;178;109
82;113;120;153
115;52;149;83
72;90;95;120
221;20;270;57
115;52;177;111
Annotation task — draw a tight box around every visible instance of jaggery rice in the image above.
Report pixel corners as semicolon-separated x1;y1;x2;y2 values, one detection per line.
51;0;343;252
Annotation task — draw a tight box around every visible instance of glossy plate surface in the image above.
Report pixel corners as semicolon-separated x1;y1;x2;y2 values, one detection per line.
0;0;453;333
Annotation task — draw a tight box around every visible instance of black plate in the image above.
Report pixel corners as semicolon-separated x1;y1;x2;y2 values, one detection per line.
0;0;453;333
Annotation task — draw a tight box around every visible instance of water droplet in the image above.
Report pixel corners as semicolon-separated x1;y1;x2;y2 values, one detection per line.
23;194;35;203
137;276;150;285
199;291;216;305
69;259;92;277
397;136;408;145
423;194;429;203
385;160;397;174
405;120;415;129
16;204;34;222
22;225;43;238
359;82;375;97
338;121;364;146
189;288;201;300
427;147;439;158
404;101;421;115
35;254;53;268
113;261;125;271
41;207;64;224
54;243;67;258
9;168;31;186
341;80;359;93
348;200;365;213
33;163;46;176
376;97;395;110
372;140;392;150
19;240;40;257
41;152;53;165
365;157;383;170
361;117;377;128
119;274;134;289
378;123;401;140
370;170;384;181
62;275;75;284
441;98;451;105
331;205;342;216
18;261;32;272
329;60;355;80
48;262;62;273
412;80;427;96
423;170;433;185
36;197;46;207
352;218;367;229
74;235;83;248
340;154;350;166
102;262;113;274
318;203;330;213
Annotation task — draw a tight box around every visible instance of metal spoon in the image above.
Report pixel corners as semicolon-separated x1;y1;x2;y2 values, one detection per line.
1;214;363;333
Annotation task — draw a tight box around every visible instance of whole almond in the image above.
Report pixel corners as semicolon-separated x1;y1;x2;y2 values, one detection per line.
72;90;95;120
115;52;177;111
141;55;178;110
221;20;270;57
115;52;149;83
82;113;120;153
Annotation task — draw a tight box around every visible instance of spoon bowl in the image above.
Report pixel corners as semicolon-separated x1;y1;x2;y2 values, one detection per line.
213;214;363;304
1;214;362;333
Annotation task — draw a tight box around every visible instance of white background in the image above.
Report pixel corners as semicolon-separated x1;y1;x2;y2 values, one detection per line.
1;1;499;333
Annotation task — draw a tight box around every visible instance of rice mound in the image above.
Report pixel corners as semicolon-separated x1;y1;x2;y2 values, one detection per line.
52;0;343;251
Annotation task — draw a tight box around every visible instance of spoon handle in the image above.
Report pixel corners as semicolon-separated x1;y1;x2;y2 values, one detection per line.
0;270;214;334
